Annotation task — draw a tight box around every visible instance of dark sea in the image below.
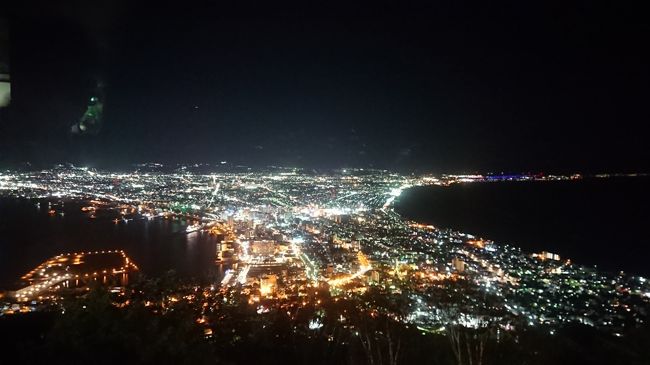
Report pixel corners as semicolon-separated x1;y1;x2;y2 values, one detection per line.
0;198;225;287
395;177;650;277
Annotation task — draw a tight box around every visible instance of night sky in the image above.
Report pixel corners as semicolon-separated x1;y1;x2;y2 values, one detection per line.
2;1;649;173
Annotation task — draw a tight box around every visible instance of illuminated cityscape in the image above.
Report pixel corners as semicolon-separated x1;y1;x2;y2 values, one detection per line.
2;165;648;342
2;2;649;363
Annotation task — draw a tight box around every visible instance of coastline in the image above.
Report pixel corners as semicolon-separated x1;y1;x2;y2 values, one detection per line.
392;178;650;276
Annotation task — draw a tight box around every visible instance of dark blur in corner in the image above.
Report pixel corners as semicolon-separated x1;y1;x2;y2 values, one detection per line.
0;17;10;108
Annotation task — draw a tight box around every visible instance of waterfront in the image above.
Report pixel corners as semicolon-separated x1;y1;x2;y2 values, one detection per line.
0;198;224;287
2;167;649;337
395;177;650;276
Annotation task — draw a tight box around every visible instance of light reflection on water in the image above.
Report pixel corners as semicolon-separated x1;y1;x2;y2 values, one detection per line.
0;198;225;286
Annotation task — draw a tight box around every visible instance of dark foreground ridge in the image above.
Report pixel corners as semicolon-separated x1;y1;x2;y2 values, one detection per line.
2;280;650;365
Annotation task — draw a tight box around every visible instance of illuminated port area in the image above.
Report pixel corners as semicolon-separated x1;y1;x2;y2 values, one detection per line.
9;250;137;305
1;165;649;338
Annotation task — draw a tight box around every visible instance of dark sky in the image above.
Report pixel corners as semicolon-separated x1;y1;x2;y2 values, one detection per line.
2;1;649;173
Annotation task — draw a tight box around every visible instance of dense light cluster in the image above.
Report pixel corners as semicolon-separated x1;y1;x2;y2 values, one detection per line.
1;164;649;335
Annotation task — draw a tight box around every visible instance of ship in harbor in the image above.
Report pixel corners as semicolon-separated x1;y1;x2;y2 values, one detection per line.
186;223;204;233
